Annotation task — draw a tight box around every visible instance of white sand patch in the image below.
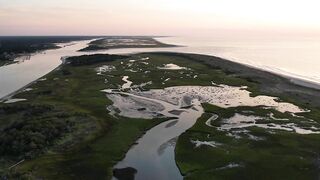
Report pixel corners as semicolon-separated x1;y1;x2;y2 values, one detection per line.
246;134;265;141
125;69;138;73
191;139;222;148
205;114;219;127
4;98;27;104
131;81;152;89
216;163;242;170
269;113;289;121
106;94;165;119
158;63;187;70
96;65;115;75
121;76;133;89
23;88;33;92
219;113;320;134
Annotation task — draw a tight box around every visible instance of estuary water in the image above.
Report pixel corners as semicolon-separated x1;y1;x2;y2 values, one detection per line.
0;40;94;99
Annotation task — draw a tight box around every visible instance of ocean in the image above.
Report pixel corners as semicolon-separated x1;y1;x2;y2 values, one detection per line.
156;35;320;87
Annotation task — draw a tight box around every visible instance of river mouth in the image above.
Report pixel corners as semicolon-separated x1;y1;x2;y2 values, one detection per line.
103;75;316;179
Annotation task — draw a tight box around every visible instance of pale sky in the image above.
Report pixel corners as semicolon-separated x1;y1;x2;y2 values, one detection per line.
1;0;320;36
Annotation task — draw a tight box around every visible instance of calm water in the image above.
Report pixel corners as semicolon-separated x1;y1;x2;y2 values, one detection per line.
0;40;94;99
156;36;320;87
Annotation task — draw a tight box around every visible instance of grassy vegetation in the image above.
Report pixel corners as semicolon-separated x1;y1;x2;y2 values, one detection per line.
0;54;167;179
176;103;320;180
159;53;320;110
0;104;80;159
0;52;246;178
103;53;320;180
97;53;254;90
1;52;320;179
66;54;128;66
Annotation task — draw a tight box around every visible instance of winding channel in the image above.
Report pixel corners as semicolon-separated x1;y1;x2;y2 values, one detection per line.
109;91;204;180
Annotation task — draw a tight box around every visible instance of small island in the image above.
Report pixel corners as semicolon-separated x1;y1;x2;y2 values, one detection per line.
78;36;178;51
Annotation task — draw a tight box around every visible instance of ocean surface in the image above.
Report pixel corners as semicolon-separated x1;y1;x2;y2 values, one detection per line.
156;36;320;87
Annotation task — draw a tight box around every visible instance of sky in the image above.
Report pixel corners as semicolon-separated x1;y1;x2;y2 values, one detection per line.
1;0;320;36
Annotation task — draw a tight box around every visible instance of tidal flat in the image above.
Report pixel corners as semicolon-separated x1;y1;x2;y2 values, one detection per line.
1;52;320;180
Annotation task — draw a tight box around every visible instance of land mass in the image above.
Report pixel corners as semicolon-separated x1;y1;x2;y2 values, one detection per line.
0;52;320;179
78;36;178;51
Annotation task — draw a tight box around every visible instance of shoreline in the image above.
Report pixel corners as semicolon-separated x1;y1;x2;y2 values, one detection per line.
144;52;320;108
217;55;320;90
2;51;320;106
0;57;65;102
2;36;320;102
221;55;320;90
154;37;320;91
0;38;99;100
149;51;320;91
